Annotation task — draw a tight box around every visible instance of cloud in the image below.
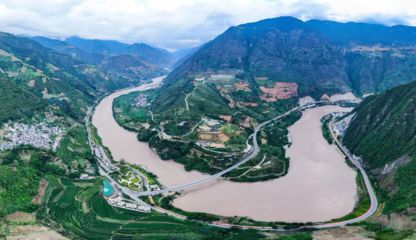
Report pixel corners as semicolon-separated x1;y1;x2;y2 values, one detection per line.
0;0;415;51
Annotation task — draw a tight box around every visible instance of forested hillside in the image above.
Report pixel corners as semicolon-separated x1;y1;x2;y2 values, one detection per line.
0;32;152;121
344;81;416;214
153;17;416;115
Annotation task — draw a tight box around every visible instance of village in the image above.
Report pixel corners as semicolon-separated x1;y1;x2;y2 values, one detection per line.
0;122;65;151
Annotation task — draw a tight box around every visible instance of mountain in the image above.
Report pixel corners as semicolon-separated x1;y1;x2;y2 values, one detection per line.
171;45;202;68
0;32;140;121
154;17;416;113
344;82;416;169
66;37;173;67
32;36;169;80
30;36;104;64
0;77;45;123
99;54;162;79
126;42;172;67
306;19;416;46
343;81;416;214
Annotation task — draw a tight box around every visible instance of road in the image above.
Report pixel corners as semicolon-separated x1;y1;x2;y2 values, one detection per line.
312;120;378;228
136;103;318;196
88;77;378;231
202;112;379;231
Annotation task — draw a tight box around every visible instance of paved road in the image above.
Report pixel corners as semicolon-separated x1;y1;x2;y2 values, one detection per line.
136;103;317;196
89;78;378;230
201;113;379;231
312;120;378;228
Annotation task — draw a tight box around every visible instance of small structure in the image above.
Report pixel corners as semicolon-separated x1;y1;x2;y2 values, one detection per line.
321;94;330;101
102;180;115;197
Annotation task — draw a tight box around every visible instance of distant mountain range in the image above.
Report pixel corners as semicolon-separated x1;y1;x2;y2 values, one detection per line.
32;36;194;67
0;32;172;122
153;16;416;114
31;36;171;80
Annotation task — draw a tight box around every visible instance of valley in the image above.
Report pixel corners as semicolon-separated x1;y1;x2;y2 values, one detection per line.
1;10;416;239
92;76;363;223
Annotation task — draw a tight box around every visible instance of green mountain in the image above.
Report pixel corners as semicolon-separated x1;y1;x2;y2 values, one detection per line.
30;36;104;64
0;77;45;123
155;17;416;113
343;81;416;214
113;17;416;181
31;36;167;81
66;37;173;67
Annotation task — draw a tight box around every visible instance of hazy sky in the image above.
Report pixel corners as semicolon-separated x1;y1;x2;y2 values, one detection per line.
0;0;415;51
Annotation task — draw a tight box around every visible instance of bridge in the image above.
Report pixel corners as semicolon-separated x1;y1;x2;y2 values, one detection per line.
135;102;324;196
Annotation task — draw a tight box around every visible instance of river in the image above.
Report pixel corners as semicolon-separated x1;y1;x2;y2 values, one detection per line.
92;77;357;222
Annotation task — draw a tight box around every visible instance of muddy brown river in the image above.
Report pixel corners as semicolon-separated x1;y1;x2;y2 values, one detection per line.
92;77;357;222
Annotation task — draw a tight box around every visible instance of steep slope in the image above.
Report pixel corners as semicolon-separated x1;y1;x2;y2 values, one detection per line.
344;82;416;169
343;81;416;214
30;36;104;64
99;55;162;79
0;32;137;120
0;77;45;122
155;17;416;113
32;36;168;80
127;43;172;67
306;19;416;46
66;37;173;66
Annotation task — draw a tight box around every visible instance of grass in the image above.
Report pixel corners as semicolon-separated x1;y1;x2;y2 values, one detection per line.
56;125;95;176
383;157;416;214
320;115;333;144
0;77;45;123
38;176;267;239
113;83;302;182
360;222;415;240
328;174;371;222
0;164;40;217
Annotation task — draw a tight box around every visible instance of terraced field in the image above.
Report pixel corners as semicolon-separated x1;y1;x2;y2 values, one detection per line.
112;86;300;181
38;175;265;239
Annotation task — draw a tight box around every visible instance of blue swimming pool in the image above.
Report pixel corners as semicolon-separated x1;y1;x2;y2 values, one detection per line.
102;179;114;197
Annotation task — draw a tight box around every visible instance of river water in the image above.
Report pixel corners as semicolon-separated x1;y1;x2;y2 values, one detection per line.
92;77;357;222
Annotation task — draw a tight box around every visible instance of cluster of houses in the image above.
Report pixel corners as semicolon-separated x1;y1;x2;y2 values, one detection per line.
333;113;355;137
0;122;65;151
134;94;149;107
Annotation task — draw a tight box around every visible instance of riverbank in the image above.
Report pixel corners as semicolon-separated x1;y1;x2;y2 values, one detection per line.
93;81;358;222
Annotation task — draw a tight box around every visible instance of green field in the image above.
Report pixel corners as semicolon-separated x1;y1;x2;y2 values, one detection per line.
38;176;268;239
113;87;301;182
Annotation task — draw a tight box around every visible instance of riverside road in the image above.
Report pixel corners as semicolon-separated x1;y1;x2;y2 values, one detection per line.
88;77;378;231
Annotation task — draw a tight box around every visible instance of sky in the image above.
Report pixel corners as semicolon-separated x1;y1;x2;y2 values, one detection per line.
0;0;415;51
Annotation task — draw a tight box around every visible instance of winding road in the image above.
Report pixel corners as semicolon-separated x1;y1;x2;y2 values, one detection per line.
89;76;378;231
136;103;312;196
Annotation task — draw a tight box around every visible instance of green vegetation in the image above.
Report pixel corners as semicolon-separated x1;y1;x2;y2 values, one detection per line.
0;78;45;123
38;175;266;239
344;81;416;216
226;112;301;182
56;125;95;177
0;32;160;124
343;81;416;235
359;222;415;240
113;92;153;130
344;81;416;169
321;115;333;144
0;164;40;217
113;76;301;182
383;157;416;213
111;165;143;191
329;174;371;222
276;233;312;240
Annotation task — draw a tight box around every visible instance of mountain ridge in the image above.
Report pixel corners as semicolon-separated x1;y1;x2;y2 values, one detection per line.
343;80;416;214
